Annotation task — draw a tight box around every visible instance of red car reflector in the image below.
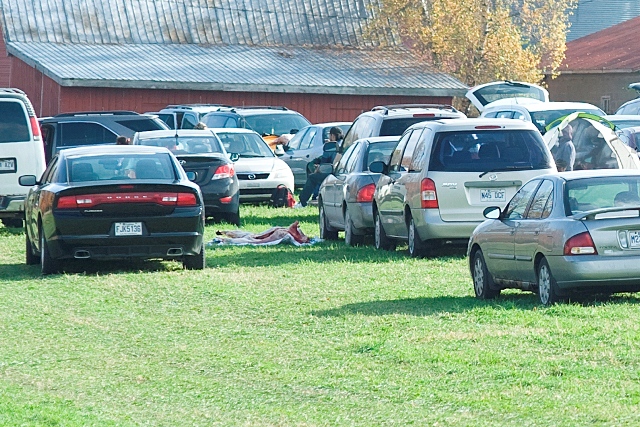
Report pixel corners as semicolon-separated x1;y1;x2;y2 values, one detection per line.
213;164;235;180
474;125;502;130
356;183;376;203
219;196;233;204
30;116;42;141
413;113;435;118
563;231;598;255
421;178;438;209
55;192;192;209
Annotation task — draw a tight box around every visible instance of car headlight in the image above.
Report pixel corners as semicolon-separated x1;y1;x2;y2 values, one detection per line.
271;168;292;179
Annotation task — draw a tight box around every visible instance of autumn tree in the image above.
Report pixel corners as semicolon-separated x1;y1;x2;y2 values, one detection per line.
368;0;577;87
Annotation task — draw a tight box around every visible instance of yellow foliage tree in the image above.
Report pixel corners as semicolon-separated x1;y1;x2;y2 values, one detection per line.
368;0;577;86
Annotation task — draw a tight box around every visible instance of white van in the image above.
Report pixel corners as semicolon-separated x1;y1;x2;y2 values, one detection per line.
0;89;45;227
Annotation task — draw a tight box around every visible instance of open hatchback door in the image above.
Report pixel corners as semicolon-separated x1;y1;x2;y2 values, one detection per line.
466;81;549;112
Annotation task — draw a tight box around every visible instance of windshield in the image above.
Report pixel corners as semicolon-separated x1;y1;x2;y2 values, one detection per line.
531;109;604;134
243;114;311;136
566;177;640;215
429;130;553;172
138;136;224;154
216;132;274;157
66;153;177;182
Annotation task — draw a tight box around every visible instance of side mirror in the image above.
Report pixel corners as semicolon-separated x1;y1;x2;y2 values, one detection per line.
274;145;285;156
323;142;337;153
369;161;386;174
185;171;196;181
18;175;37;186
228;153;240;162
483;206;501;220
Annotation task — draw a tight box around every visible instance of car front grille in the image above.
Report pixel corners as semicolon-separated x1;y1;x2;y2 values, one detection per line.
237;173;270;181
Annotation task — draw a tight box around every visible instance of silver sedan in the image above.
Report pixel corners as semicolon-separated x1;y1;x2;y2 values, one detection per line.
468;170;640;305
318;136;399;245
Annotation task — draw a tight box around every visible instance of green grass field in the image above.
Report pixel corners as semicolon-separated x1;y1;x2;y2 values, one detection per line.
2;204;640;426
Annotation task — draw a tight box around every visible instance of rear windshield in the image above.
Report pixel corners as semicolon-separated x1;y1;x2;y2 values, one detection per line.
530;109;603;133
429;130;553;172
217;132;273;158
115;118;167;132
243;114;311;137
364;141;398;169
379;118;438;137
66;154;176;182
474;83;546;105
138;136;223;154
566;177;640;215
0;101;30;143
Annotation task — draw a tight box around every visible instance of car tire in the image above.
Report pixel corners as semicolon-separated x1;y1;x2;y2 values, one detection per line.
538;258;562;306
319;201;338;240
2;218;23;228
472;250;500;299
25;230;38;265
183;242;206;270
407;217;426;258
374;211;395;251
40;228;60;275
344;208;364;247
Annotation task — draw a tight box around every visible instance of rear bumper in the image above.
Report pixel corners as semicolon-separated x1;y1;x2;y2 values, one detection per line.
0;195;26;217
238;176;294;202
547;255;640;290
200;180;240;215
414;208;481;243
347;202;374;233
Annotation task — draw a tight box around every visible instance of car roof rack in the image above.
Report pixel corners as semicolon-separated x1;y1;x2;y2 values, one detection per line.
371;104;459;115
54;111;141;117
164;104;234;110
233;106;289;111
0;88;27;95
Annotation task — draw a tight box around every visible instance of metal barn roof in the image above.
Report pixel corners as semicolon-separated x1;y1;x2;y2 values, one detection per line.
568;0;640;41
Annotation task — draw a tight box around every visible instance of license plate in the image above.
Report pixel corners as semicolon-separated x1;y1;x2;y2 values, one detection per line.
0;158;15;172
115;222;142;236
480;188;506;202
629;231;640;247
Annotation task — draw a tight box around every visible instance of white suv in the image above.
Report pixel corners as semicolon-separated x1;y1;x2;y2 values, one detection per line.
0;89;46;227
371;118;556;257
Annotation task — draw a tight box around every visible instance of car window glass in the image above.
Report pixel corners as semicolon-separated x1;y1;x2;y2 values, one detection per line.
286;128;308;150
401;129;424;171
0;101;29;143
158;113;175;129
182;114;198;129
380;117;438;137
68;154;177;182
336;144;355;174
217;133;273;157
114;118;166;132
483;112;497;118
513;112;526;120
565;177;640;215
389;131;411;172
59;122;118;147
342;116;376;149
409;129;432;172
345;143;362;173
300;128;318;150
243;114;310;137
504;180;541;220
41;157;58;184
526;180;554;219
495;111;514;119
428;130;553;172
365;140;398;171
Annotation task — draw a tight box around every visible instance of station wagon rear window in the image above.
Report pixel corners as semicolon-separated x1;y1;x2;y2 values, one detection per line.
65;154;177;182
0;101;30;143
429;130;552;172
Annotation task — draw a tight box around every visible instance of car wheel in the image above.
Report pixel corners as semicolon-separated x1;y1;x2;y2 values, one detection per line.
344;208;364;247
183;242;206;270
319;202;338;240
40;228;60;275
407;217;425;258
225;209;241;227
374;211;395;251
472;250;500;299
538;258;562;306
25;230;38;265
2;218;23;228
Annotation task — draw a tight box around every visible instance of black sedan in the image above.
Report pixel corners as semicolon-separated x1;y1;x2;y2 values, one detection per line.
132;130;240;225
21;146;206;274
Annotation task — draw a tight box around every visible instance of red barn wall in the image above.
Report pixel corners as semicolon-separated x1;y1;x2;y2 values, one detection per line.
0;26;11;87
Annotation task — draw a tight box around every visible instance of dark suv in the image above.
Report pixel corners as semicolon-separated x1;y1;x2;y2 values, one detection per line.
39;111;168;162
340;104;467;154
201;106;311;149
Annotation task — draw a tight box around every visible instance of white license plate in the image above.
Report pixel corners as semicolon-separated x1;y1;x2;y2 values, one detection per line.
0;158;15;171
115;222;142;236
629;231;640;247
480;188;506;202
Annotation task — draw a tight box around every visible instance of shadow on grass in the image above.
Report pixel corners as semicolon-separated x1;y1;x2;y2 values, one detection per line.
238;210;319;227
0;226;24;236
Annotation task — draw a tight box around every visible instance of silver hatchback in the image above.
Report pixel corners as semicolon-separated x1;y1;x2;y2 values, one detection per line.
468;170;640;305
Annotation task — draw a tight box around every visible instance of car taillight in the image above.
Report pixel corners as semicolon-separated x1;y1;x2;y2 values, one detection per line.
421;178;438;209
30;117;41;141
55;192;196;209
563;231;598;255
356;183;376;203
212;164;235;180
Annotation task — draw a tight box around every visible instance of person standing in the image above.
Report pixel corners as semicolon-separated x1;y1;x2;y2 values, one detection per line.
294;126;343;208
553;124;575;171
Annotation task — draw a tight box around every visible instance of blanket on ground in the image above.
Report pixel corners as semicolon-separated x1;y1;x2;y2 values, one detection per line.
209;221;318;246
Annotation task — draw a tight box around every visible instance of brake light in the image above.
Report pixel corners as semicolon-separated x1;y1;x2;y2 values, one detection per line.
421;178;438;208
475;125;502;130
219;196;233;204
563;232;598;255
55;192;196;209
30;117;41;141
212;164;235;180
413;113;435;118
356;183;376;203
